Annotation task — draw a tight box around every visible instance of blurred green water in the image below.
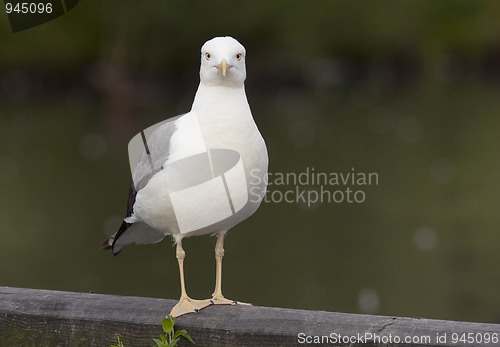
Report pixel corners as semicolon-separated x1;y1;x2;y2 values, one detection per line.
1;0;500;324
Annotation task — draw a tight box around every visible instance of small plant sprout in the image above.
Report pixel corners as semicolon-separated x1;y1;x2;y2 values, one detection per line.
153;314;195;347
111;336;124;347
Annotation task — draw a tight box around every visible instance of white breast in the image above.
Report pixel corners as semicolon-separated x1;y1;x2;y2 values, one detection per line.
130;84;268;238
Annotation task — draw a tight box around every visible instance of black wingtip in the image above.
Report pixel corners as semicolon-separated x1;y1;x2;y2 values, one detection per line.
101;220;131;256
100;237;113;250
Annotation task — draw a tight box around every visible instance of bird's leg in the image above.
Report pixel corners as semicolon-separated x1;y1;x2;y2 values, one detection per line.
170;240;211;317
209;231;251;306
177;240;188;300
212;231;225;300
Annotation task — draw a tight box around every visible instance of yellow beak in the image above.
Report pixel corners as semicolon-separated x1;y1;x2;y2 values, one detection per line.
218;59;228;77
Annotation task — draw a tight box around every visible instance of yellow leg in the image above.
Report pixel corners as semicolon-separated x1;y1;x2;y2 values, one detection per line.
209;231;251;306
170;240;211;317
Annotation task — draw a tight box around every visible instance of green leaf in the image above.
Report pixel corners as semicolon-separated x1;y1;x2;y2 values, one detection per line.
153;338;165;347
170;337;180;346
173;330;195;344
165;314;177;325
111;336;125;347
162;317;174;334
183;332;195;344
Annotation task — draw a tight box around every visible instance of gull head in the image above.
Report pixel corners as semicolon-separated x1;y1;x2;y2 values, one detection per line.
200;36;246;87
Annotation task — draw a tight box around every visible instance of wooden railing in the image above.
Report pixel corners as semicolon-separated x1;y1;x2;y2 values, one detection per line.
1;286;499;346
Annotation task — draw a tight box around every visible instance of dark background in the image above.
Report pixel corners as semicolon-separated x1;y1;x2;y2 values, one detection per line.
1;1;500;324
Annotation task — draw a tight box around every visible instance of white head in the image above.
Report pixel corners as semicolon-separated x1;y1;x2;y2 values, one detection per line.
200;36;246;87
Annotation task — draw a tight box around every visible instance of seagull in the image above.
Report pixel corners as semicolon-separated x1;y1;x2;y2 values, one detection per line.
101;36;268;317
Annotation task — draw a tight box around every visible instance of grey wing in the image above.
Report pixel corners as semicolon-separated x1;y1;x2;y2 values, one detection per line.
129;114;183;191
100;115;184;255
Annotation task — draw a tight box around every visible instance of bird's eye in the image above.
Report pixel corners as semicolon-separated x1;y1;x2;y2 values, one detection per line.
205;52;211;60
236;53;242;61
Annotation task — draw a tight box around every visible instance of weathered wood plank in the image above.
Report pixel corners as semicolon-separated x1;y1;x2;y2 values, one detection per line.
1;286;499;346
